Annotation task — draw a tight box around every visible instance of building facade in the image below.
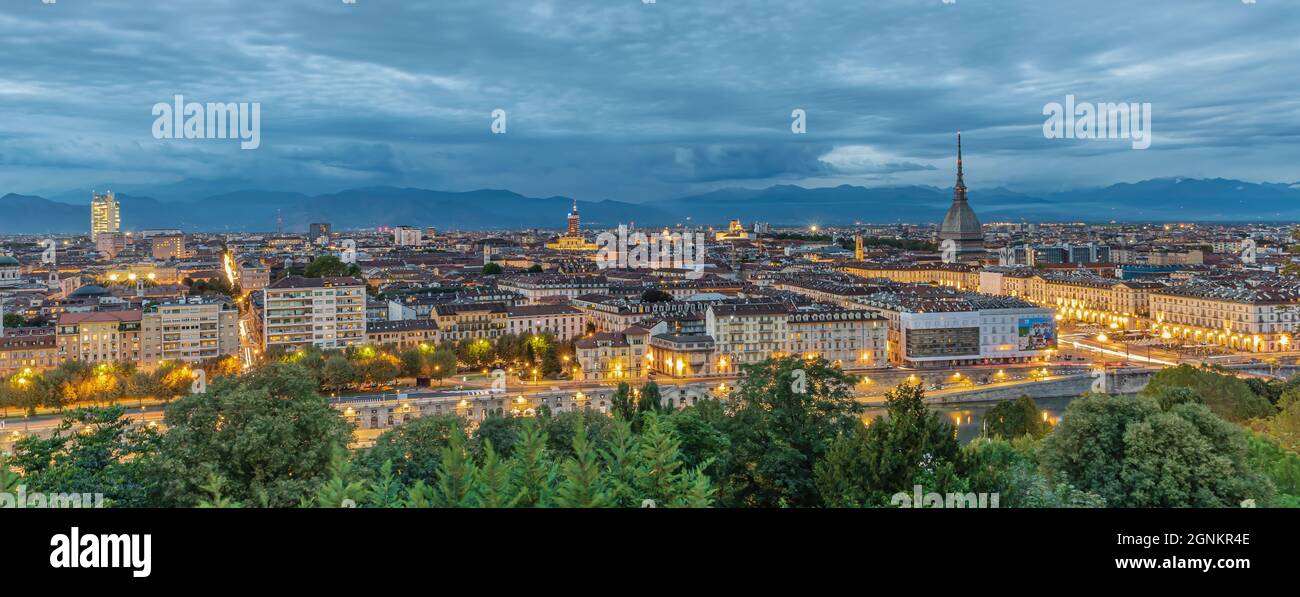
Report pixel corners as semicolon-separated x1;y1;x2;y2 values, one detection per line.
261;276;367;351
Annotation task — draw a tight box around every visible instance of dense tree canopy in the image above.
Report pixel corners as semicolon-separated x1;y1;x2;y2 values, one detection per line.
1040;394;1273;507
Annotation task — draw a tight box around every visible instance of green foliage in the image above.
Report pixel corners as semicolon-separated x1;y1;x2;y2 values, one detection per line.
610;382;634;421
668;399;730;479
481;262;504;275
155;363;354;507
1245;434;1300;507
509;419;557;507
431;427;478;507
472;413;524;459
9;406;163;507
543;409;611;460
962;437;1104;508
812;382;961;507
637;381;666;414
1152;386;1204;411
197;473;243;508
357;414;466;486
1041;394;1273;507
474;441;517;508
1255;391;1300;452
1142;364;1274;422
719;356;863;507
983;395;1050;439
554;421;608;507
304;255;361;278
312;445;367;508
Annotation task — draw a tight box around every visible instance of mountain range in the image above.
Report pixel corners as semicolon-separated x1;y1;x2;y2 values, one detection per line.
4;177;1300;234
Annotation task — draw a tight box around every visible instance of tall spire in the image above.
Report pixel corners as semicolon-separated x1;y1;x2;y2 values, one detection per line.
953;131;968;202
956;131;965;189
571;197;578;214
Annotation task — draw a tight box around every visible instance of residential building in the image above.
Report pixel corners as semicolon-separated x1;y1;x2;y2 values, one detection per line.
261;276;367;351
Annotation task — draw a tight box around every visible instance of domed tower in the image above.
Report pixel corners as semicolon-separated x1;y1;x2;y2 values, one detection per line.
939;132;984;259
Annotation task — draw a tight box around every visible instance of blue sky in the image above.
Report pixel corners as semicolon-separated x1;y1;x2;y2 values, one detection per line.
0;0;1296;202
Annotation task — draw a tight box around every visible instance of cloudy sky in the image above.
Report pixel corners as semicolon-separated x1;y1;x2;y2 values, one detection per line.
0;0;1296;202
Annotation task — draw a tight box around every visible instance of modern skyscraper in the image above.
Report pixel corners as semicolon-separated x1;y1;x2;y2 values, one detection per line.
938;132;985;260
90;191;121;241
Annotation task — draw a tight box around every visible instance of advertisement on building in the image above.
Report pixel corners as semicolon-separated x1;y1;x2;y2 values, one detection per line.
1017;317;1057;350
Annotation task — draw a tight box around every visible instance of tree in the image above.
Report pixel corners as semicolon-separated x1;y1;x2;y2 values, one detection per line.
431;427;478;507
473;413;523;459
304;255;360;278
154;363;354;507
542;409;611;460
1246;434;1300;507
1254;391;1300;452
1040;394;1274;507
1142;364;1274;422
634;412;714;507
526;264;543;273
474;441;517;508
428;349;458;383
359;353;401;386
718;357;863;507
610;382;634;420
983;395;1050;439
509;419;556;507
553;421;608;507
641;289;673;303
637;381;665;414
320;355;359;391
669;399;730;479
482;262;504;275
8;407;163;507
963;437;1105;508
357;414;465;487
812;382;962;507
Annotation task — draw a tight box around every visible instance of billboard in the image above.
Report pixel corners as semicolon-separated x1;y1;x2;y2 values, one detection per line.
1017;317;1057;351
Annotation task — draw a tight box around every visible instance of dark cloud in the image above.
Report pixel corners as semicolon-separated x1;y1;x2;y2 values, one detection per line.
0;0;1296;201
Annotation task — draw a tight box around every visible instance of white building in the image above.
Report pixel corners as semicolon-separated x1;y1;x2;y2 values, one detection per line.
393;226;424;247
261;276;367;351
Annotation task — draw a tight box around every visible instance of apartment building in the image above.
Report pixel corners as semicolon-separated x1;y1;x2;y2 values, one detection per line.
261;276;367;351
56;310;144;365
981;270;1162;330
366;319;440;351
787;308;889;369
1150;282;1300;352
432;302;508;342
574;332;635;381
506;304;585;341
141;298;240;367
842;263;980;291
497;274;610;304
706;303;791;368
151;234;187;261
0;327;57;375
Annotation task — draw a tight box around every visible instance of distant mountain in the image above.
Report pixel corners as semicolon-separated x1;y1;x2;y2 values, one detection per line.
0;193;86;234
4;178;1300;234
